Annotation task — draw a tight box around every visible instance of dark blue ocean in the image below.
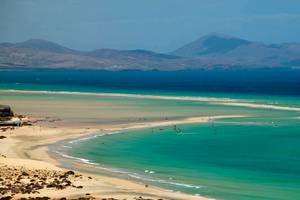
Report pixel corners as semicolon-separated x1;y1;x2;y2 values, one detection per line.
0;69;300;96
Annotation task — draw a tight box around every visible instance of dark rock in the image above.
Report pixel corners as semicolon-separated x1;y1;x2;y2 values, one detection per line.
0;105;14;118
0;196;12;200
22;171;29;176
61;170;75;178
65;180;72;186
32;197;50;200
56;185;65;190
46;183;56;188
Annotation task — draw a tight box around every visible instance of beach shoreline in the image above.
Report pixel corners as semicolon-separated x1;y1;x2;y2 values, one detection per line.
0;114;245;199
1;89;300;112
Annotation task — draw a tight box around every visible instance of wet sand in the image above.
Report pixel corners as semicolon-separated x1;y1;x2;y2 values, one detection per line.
2;89;300;112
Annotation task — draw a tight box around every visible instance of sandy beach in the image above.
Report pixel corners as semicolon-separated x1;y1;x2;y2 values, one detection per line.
0;113;245;200
2;89;300;112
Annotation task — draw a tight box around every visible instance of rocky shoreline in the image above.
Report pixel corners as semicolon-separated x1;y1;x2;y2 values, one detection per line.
0;163;164;200
0;165;86;198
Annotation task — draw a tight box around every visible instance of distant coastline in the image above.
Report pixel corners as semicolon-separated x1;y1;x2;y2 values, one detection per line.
1;34;300;70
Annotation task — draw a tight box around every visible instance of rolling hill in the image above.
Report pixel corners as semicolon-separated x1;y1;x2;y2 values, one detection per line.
1;34;300;70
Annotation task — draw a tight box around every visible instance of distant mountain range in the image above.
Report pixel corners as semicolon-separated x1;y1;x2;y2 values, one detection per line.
1;33;300;70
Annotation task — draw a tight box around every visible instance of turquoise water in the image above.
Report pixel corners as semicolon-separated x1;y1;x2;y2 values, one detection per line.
1;82;300;108
54;94;300;200
69;116;300;200
1;81;300;199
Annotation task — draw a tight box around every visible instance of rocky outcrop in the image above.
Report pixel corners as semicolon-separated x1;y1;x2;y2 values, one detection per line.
0;105;22;126
0;105;14;118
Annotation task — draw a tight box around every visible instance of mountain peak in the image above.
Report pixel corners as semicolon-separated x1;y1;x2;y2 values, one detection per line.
202;32;237;39
13;39;74;53
171;33;251;57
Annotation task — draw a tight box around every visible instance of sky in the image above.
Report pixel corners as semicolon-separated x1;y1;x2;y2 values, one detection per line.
1;0;300;52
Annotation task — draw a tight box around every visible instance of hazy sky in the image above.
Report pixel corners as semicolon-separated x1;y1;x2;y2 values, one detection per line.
1;0;300;52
